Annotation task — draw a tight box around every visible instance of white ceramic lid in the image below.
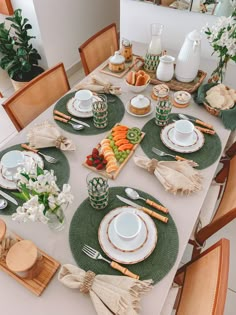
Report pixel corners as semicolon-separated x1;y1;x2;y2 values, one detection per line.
188;30;201;41
109;51;125;64
131;95;150;108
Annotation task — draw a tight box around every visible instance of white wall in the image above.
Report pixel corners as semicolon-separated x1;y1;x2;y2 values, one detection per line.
33;0;120;69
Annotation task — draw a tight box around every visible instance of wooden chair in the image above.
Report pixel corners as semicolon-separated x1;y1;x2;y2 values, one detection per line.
189;142;236;258
79;23;119;75
2;63;70;131
174;238;229;315
0;92;3;98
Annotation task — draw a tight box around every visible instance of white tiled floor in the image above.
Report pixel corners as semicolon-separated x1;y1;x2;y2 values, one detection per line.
0;69;235;314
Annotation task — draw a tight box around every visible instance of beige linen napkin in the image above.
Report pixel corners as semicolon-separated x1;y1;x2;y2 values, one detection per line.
27;121;75;151
133;156;202;195
58;264;152;315
75;74;121;95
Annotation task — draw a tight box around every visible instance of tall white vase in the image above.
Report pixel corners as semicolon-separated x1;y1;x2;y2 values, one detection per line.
175;30;201;83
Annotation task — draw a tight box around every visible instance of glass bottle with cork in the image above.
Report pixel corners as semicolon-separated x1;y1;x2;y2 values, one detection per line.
155;85;172;127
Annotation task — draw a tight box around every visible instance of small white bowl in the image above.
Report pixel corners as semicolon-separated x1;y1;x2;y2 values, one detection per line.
114;212;142;240
173;91;191;108
125;80;150;93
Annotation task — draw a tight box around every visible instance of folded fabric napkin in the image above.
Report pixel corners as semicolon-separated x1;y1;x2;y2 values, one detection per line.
133;156;202;195
58;264;152;315
27;121;75;151
75;74;121;95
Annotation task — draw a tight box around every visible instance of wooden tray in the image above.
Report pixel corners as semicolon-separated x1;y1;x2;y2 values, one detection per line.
83;124;145;179
99;55;144;78
0;234;60;296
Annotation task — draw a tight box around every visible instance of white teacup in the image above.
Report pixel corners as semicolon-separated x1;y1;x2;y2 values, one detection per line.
74;89;93;112
114;211;142;240
174;119;194;145
1;150;25;181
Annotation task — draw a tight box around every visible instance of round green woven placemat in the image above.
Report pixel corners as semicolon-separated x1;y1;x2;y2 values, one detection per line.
0;144;70;216
69;186;179;284
54;92;125;135
141;113;222;170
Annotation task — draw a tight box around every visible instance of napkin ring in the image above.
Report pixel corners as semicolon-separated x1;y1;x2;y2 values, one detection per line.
80;270;96;294
147;159;159;174
55;136;67;149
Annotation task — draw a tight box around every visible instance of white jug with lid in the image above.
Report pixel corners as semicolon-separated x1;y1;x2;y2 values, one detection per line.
175;30;201;83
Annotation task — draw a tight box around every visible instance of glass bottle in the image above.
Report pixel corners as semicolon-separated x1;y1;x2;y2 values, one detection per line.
155;90;172;127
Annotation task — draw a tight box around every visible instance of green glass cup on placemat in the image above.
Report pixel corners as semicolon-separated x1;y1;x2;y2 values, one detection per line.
0;144;70;216
54;92;125;135
141;113;222;170
69;186;179;284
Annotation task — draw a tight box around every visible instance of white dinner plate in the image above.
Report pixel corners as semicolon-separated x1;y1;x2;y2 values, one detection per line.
125;102;154;118
66;95;102;118
160;123;205;154
168;127;198;147
98;206;158;264
0;151;44;190
107;212;148;252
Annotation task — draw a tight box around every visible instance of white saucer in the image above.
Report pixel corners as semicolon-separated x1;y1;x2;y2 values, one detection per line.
160;123;205;154
125;102;154;118
0;151;44;190
66;95;102;118
98;206;158;264
107;213;148;252
169;128;198;147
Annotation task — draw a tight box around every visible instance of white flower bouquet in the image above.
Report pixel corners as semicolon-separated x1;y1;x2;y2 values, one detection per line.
12;166;73;226
203;8;236;82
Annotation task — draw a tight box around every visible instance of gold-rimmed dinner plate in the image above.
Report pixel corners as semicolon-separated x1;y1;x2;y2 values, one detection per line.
160;123;205;154
98;206;158;264
107;212;149;253
0;151;44;190
66;95;103;118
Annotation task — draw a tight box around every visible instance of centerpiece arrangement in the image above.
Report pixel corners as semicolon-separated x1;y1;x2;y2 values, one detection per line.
12;166;73;231
203;8;236;83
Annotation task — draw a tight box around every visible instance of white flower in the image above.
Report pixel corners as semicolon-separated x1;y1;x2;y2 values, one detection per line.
57;184;74;205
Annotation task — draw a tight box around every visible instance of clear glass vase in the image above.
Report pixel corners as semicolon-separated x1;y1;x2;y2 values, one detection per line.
209;55;229;83
46;206;66;232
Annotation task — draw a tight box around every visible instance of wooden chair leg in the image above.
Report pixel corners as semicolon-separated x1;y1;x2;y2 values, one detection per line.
191;245;202;259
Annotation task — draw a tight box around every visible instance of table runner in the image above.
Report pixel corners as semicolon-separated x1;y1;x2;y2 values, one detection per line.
69;186;179;284
0;144;70;215
54;92;125;135
141;113;222;170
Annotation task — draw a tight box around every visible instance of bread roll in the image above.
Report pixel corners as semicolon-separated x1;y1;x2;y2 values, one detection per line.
206;92;225;109
135;75;146;86
126;71;136;85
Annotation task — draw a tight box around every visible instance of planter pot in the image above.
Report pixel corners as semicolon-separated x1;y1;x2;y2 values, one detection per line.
11;66;44;91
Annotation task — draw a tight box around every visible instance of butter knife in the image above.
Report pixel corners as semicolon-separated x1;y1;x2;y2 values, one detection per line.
53;110;90;127
0;189;18;205
116;195;168;223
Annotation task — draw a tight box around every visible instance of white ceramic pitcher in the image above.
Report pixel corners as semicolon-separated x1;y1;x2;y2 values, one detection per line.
175;30;201;83
156;55;175;82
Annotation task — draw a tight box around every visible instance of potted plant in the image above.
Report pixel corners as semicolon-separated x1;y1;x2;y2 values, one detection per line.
0;8;44;90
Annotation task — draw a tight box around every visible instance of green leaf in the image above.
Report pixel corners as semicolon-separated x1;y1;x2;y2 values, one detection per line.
24;24;32;30
12;192;28;201
37;166;44;176
17;48;27;56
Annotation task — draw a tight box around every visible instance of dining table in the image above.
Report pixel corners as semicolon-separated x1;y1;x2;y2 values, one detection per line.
0;41;231;315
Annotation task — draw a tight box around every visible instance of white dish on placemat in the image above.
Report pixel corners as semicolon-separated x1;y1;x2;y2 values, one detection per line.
0;151;44;190
107;212;148;252
160;123;205;154
169;127;198;147
125;102;154;118
98;206;158;264
66;95;102;118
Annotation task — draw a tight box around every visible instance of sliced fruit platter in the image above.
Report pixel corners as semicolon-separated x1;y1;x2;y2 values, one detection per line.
83;124;145;179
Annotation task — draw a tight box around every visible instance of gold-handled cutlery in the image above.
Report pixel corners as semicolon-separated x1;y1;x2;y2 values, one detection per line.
195;126;216;135
178;113;214;130
53;110;90;127
82;244;140;279
54;115;84;131
125;187;168;213
21;144;58;164
152;147;193;163
116;195;168;223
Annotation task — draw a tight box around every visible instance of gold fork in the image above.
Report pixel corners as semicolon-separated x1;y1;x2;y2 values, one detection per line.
82;244;140;279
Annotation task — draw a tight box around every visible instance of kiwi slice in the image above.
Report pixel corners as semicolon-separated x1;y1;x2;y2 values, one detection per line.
126;130;138;141
130;137;141;144
130;127;141;135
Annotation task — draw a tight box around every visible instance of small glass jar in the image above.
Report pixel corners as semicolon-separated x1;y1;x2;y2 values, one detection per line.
121;39;133;63
155;90;172;127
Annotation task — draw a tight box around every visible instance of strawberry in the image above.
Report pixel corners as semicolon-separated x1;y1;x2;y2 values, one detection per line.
102;159;107;165
93;159;101;165
92;148;99;156
100;154;104;160
86;159;93;166
96;163;104;170
86;154;93;159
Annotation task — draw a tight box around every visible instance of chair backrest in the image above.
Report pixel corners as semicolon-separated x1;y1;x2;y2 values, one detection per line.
176;238;229;315
195;153;236;245
79;23;119;75
3;63;70;131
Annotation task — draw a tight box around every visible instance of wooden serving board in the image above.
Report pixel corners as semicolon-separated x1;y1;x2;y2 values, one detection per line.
83;124;145;180
0;235;60;296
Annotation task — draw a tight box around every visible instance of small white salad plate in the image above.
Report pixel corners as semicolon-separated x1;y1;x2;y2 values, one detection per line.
98;206;158;264
160;123;205;154
0;151;44;190
107;213;148;252
66;95;102;118
125;102;154;118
